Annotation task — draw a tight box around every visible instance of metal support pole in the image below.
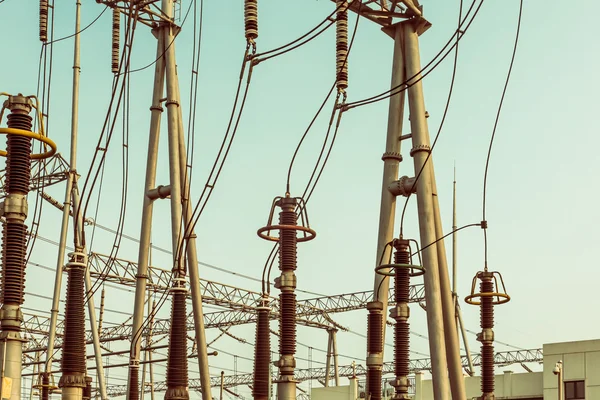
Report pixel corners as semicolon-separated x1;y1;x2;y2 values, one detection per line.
372;21;406;328
126;26;165;400
84;263;108;400
45;0;83;381
325;332;332;387
402;19;449;399
368;22;406;396
173;46;213;400
219;372;224;400
456;303;474;375
430;162;466;399
332;330;339;386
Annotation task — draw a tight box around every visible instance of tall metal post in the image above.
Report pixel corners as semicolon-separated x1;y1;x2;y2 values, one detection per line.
45;0;81;384
174;52;213;399
126;26;165;400
429;162;466;399
325;335;332;387
452;170;475;375
332;330;339;386
402;19;450;399
372;21;406;327
367;22;406;398
84;263;108;399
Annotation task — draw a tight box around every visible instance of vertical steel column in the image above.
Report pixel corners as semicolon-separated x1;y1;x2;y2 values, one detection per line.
325;332;332;387
401;19;450;399
174;57;213;400
332;329;339;386
126;26;166;400
368;22;406;396
429;163;466;398
371;22;406;330
84;264;107;399
45;0;82;386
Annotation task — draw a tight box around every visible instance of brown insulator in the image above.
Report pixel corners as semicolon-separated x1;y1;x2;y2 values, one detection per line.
112;7;120;74
1;222;27;308
278;204;297;272
6;113;33;194
367;368;382;400
83;376;93;400
367;304;383;354
481;343;495;394
252;302;271;399
480;280;494;329
128;365;140;400
244;0;258;40
279;291;296;358
165;290;189;400
61;266;86;374
480;277;495;396
335;0;349;91
39;0;48;42
41;373;50;400
394;321;410;377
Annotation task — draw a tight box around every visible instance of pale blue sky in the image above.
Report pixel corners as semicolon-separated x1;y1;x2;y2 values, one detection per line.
1;0;599;398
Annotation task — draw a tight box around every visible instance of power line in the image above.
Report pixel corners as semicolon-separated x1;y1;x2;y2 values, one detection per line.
482;0;524;266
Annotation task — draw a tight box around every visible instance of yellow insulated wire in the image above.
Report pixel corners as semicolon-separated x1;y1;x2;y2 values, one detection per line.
39;0;48;42
336;0;349;92
111;7;120;74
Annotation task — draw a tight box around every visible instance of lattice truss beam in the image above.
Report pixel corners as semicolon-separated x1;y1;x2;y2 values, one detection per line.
104;349;543;396
21;252;425;355
0;153;69;199
328;0;419;27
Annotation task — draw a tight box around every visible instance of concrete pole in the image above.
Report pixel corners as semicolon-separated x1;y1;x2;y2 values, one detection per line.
173;47;213;400
402;19;449;399
429;162;466;398
332;330;340;386
126;26;165;400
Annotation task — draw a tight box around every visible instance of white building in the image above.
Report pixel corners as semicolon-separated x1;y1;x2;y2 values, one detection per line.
310;339;600;400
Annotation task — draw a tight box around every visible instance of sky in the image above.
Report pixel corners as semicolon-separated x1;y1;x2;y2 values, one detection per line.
0;0;600;399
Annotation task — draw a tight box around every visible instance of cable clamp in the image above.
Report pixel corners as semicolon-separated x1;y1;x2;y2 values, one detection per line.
480;220;488;229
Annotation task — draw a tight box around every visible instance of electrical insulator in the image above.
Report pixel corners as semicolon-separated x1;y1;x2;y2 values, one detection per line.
83;377;93;400
112;7;120;74
335;0;349;93
59;251;88;393
252;295;271;400
39;0;48;42
366;301;384;400
257;193;316;399
165;278;190;400
465;270;510;400
374;238;424;400
244;0;258;42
